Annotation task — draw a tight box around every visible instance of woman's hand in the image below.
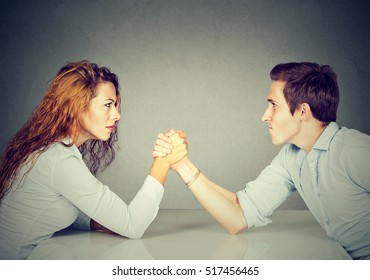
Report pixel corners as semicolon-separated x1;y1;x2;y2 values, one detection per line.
90;219;116;235
168;130;188;166
152;129;188;166
152;130;174;158
149;129;188;185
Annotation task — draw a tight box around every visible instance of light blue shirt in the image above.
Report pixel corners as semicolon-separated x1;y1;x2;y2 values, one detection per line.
236;122;370;259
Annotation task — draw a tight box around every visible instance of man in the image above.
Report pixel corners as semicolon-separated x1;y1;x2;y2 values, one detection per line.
155;62;370;260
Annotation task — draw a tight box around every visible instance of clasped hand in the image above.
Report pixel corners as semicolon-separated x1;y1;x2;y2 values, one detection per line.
152;129;187;169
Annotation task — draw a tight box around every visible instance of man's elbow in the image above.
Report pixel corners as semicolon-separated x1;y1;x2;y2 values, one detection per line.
225;220;248;235
225;207;249;234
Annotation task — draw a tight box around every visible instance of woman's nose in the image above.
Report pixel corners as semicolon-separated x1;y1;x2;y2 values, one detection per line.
112;108;121;121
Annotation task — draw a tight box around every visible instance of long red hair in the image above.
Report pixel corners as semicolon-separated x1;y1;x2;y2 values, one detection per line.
0;60;121;201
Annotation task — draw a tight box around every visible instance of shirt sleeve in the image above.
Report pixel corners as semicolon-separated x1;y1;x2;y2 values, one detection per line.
69;210;91;230
236;145;296;228
51;152;164;239
342;132;370;192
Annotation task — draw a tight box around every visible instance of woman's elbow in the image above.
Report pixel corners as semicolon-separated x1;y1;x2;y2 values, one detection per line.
125;229;146;239
119;225;147;239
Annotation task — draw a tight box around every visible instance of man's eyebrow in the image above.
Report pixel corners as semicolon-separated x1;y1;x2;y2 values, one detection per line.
267;98;278;103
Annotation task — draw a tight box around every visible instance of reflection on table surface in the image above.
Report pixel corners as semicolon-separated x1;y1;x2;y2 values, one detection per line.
28;210;351;260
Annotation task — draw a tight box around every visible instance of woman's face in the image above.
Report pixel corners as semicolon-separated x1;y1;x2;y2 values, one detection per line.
77;82;121;146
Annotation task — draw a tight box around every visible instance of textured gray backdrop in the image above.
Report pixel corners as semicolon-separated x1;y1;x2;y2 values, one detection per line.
1;0;369;210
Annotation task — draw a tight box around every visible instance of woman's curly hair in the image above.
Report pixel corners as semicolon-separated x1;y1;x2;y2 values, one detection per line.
0;60;121;201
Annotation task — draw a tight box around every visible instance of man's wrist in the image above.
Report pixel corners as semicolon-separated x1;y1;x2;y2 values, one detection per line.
174;158;199;184
171;157;190;172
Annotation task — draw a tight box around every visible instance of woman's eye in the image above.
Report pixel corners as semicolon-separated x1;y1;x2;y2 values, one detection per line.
105;103;112;108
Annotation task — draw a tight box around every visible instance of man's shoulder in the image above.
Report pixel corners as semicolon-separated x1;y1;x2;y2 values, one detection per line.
327;126;370;167
332;126;370;148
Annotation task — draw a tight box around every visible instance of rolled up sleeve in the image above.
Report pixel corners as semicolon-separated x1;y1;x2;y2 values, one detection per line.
236;146;296;228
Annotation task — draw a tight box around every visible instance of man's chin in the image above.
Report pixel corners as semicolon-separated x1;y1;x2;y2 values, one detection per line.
271;138;283;146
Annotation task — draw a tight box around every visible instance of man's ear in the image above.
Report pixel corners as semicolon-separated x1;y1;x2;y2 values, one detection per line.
300;103;312;121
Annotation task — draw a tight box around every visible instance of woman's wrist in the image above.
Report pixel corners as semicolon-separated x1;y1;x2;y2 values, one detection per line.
149;157;171;185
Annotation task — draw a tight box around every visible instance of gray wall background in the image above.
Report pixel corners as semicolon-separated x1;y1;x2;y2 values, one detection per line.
1;0;369;210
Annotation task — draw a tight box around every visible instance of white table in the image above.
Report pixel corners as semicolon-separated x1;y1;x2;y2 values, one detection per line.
28;210;351;260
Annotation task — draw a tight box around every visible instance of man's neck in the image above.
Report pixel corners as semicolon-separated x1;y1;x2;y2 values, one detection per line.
296;121;328;153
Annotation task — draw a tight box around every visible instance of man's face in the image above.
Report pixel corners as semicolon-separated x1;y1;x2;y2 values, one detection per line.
261;81;302;146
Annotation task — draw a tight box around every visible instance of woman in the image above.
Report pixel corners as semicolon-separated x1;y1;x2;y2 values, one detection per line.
0;60;187;259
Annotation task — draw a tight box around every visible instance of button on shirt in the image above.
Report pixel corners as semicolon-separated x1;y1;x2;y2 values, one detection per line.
236;122;370;259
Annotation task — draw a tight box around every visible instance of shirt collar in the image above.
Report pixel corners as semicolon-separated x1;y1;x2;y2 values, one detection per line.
312;122;339;151
61;137;72;145
61;137;82;157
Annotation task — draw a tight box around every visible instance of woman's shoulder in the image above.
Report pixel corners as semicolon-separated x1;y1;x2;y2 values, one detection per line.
38;141;82;165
